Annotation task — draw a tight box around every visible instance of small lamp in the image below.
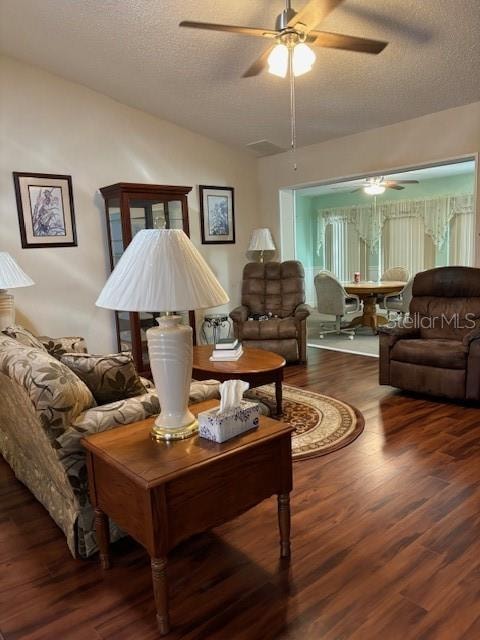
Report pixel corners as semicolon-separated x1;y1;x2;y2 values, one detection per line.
248;228;276;263
96;229;229;441
0;252;34;331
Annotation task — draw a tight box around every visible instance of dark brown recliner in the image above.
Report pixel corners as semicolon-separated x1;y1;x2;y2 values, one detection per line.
379;266;480;401
230;261;310;363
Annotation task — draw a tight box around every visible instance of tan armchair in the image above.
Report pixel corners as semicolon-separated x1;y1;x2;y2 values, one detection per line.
230;261;310;363
379;266;480;401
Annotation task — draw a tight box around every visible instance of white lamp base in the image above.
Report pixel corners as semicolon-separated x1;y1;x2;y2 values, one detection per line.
0;290;15;332
147;315;197;441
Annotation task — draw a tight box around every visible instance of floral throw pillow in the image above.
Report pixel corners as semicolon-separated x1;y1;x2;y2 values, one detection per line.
60;352;147;405
2;325;47;352
0;334;95;441
39;336;88;360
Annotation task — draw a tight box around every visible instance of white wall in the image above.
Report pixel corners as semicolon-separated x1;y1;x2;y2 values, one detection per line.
258;102;480;266
0;56;261;352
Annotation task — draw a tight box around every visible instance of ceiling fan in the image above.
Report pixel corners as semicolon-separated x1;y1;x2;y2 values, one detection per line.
179;0;388;78
351;177;420;195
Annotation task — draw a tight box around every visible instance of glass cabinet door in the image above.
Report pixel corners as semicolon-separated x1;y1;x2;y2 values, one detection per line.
128;198;184;234
107;198;123;266
101;184;193;377
125;196;191;370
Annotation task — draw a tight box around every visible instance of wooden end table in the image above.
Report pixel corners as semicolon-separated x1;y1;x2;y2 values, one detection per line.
192;346;286;417
82;400;293;636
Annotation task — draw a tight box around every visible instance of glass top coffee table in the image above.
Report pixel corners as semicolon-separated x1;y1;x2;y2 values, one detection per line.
192;346;286;416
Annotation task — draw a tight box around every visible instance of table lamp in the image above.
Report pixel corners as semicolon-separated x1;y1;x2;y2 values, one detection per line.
96;229;229;441
248;228;276;262
0;252;35;331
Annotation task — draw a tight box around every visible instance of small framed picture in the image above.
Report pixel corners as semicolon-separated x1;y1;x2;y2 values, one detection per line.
13;172;77;248
199;185;235;244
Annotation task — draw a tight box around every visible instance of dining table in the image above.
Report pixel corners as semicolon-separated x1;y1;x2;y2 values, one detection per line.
343;281;406;333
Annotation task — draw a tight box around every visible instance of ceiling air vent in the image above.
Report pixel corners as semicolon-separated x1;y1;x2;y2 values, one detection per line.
246;140;286;157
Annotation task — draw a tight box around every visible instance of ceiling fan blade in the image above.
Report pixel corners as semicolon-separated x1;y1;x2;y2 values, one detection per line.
288;0;345;34
179;21;277;39
393;180;420;184
388;185;405;190
243;45;276;77
350;188;362;193
308;30;388;54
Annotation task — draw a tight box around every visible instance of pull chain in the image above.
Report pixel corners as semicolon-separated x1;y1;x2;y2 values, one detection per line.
289;49;297;171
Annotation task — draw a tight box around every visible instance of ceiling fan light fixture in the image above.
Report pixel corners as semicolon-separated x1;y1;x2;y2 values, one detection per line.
292;42;316;76
364;184;386;195
268;43;289;77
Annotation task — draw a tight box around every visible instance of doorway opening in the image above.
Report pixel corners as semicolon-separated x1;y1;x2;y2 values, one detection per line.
282;157;477;356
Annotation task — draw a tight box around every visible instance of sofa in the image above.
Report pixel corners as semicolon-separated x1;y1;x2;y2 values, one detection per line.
379;266;480;400
229;261;310;363
0;330;220;558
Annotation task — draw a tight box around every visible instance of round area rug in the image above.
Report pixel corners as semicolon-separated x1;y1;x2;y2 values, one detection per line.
245;384;364;461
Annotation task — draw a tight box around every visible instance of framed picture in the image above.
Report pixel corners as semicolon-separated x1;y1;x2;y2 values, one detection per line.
13;172;77;248
199;185;235;244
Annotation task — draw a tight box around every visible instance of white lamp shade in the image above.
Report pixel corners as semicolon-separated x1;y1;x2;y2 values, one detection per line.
0;252;34;289
96;229;229;312
248;228;276;252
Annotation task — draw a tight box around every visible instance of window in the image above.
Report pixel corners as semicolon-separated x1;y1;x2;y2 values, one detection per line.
293;159;476;303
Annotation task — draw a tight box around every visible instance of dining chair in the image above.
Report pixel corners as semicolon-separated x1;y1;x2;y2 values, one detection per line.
381;276;414;319
381;266;410;282
314;271;361;339
378;266;410;308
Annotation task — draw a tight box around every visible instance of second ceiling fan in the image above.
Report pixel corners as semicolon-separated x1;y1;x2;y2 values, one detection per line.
351;177;420;195
180;0;388;78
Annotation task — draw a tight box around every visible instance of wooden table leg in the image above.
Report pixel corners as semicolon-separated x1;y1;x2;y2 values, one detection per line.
275;375;283;417
277;493;291;558
151;557;170;635
348;295;386;334
362;295;377;333
94;507;111;569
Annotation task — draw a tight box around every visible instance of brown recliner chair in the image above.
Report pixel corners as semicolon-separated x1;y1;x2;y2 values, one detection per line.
230;261;310;363
379;266;480;401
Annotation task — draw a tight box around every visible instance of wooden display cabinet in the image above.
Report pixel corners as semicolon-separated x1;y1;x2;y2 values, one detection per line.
100;182;195;378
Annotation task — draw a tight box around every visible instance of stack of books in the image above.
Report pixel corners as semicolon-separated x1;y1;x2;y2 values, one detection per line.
209;338;243;361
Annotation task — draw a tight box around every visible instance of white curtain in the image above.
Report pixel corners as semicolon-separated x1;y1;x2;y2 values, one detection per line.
449;212;475;266
303;266;325;306
317;194;474;252
382;216;425;276
325;220;362;281
316;193;475;277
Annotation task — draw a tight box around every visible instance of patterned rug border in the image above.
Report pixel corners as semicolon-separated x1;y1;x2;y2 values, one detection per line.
250;383;365;461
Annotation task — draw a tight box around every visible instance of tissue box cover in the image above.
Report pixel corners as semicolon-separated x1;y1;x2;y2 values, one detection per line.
198;400;260;443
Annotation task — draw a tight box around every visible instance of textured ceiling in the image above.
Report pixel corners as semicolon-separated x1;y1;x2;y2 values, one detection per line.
1;0;479;152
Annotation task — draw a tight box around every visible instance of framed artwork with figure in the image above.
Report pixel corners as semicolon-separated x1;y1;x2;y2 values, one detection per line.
13;172;77;248
199;185;235;244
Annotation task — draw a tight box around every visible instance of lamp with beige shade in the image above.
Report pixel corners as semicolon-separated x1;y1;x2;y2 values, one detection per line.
248;228;276;262
0;252;34;331
96;229;229;441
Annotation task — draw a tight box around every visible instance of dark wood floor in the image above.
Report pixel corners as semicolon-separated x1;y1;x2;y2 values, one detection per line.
1;347;480;639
